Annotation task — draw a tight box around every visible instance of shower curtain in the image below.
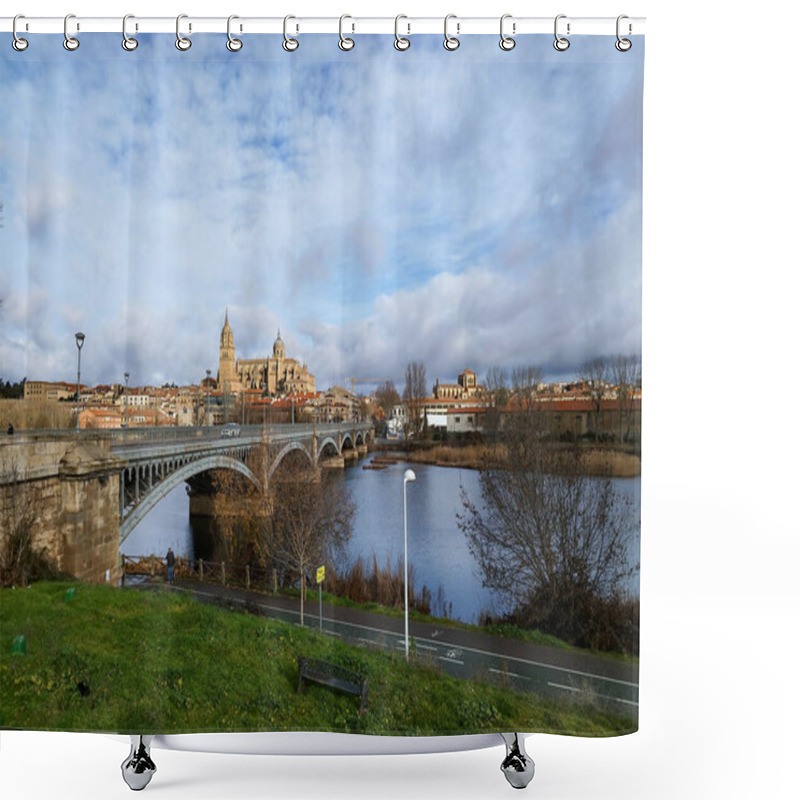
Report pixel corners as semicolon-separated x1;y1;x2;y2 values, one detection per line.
0;29;643;739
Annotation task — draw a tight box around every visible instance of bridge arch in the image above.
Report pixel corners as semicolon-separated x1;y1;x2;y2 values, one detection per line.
267;441;315;481
119;454;259;543
316;436;340;461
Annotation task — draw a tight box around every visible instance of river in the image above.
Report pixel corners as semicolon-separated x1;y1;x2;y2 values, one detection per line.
122;457;640;624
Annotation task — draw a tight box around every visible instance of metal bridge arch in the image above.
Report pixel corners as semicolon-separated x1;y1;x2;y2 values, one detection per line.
316;436;340;461
267;441;315;481
119;454;260;543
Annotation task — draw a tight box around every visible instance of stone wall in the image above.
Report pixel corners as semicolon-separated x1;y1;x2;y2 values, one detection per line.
0;435;125;584
0;473;64;570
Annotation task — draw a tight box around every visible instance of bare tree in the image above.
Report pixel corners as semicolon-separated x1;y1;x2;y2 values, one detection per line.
483;366;509;441
579;357;611;438
403;362;427;440
612;354;641;443
484;366;509;402
269;460;354;626
374;380;400;418
457;427;638;651
511;365;544;412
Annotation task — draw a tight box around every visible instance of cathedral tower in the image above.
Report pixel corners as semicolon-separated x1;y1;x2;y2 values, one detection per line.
272;329;286;360
218;309;237;392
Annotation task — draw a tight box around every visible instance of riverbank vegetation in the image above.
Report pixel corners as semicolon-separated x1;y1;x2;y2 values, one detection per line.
375;440;641;478
1;582;634;736
326;554;447;618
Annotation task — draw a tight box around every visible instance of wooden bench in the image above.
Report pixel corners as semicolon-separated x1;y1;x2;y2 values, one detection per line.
296;657;369;715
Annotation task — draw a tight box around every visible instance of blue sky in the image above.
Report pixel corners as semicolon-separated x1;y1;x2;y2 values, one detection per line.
0;33;643;390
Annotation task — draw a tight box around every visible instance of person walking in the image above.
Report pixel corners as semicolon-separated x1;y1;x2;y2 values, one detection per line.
166;547;175;584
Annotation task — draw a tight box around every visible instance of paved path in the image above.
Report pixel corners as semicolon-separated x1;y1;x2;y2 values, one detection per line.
131;578;638;716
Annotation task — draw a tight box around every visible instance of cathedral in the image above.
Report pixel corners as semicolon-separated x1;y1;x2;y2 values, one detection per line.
217;310;315;396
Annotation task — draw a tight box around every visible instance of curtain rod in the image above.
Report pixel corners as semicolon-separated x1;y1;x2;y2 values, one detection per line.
1;16;645;36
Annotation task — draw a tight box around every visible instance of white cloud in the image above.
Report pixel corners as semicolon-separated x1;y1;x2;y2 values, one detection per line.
1;34;642;388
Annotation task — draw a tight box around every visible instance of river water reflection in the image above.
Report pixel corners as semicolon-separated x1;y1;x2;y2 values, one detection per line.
123;457;641;624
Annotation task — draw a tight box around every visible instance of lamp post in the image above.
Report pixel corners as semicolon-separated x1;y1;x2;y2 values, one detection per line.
403;468;416;661
205;369;211;428
124;371;130;430
74;332;85;431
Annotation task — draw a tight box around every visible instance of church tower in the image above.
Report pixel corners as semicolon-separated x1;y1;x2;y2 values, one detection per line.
218;309;237;391
273;329;286;360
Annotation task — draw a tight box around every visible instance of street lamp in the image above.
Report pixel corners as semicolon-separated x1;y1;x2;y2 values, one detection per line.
74;332;85;431
205;369;211;428
403;468;416;661
124;371;130;430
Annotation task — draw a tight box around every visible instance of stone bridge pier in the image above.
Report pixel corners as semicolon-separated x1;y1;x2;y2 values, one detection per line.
318;453;346;469
0;435;125;584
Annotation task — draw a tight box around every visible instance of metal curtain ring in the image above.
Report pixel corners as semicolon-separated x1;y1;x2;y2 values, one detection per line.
122;14;138;51
12;14;28;51
339;14;354;51
554;14;570;51
63;13;79;51
394;14;410;50
616;14;632;51
443;14;460;51
283;15;299;51
176;14;192;51
227;15;243;51
499;14;515;51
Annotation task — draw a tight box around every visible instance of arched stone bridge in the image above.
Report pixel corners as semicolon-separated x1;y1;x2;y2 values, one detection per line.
114;423;372;543
0;423;371;583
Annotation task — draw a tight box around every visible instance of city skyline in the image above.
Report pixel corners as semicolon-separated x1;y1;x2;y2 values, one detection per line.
1;34;642;390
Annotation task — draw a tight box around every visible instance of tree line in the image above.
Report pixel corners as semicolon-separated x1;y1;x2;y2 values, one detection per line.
0;378;25;399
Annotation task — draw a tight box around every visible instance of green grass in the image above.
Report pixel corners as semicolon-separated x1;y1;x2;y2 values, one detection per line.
1;582;635;736
314;588;571;643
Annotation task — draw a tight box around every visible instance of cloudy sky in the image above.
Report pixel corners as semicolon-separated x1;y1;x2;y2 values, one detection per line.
0;33;643;391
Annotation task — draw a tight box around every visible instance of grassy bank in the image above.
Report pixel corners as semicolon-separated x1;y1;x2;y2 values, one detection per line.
312;588;636;663
1;582;633;736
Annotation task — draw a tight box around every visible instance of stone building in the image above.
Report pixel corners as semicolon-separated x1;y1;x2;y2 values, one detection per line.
217;310;315;396
432;368;483;400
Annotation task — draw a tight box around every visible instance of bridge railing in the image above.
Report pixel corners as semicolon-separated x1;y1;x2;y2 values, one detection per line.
108;422;368;444
5;422;373;453
121;554;279;593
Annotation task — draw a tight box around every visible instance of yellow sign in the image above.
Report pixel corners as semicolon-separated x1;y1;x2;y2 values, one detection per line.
316;565;325;584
